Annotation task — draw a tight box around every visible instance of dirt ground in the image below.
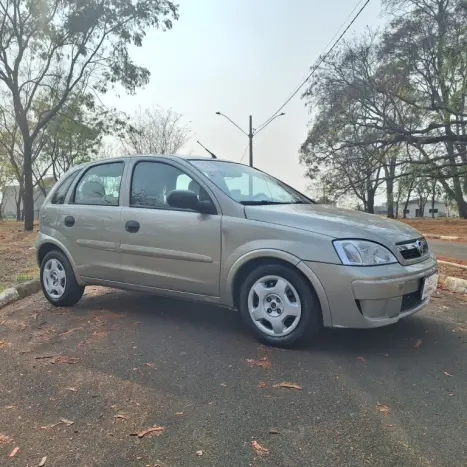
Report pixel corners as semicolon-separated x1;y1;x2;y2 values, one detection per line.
400;218;467;241
0;221;38;292
438;257;467;281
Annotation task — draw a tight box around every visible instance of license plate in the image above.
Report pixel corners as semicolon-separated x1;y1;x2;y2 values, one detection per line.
422;273;438;300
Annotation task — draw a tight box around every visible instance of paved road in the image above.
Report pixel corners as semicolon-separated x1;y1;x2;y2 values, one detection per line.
0;288;466;467
429;239;467;261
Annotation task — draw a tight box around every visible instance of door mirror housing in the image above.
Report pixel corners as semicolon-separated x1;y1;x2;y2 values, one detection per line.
167;190;216;214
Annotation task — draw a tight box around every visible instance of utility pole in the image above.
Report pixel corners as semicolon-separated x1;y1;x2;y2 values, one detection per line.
215;111;285;167
248;115;253;167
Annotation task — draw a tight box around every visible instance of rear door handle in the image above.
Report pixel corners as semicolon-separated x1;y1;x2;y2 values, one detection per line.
64;216;75;227
125;220;140;233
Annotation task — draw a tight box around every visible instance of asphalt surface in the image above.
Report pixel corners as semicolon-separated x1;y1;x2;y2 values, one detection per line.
0;288;466;467
429;239;467;261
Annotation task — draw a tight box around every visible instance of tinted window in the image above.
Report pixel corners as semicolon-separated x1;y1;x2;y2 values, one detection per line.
51;171;80;205
131;161;209;209
74;162;124;206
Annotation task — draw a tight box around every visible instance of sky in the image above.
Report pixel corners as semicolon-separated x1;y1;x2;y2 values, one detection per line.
104;0;383;196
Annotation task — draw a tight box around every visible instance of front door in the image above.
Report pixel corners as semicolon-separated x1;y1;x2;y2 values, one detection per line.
120;160;221;297
57;161;125;282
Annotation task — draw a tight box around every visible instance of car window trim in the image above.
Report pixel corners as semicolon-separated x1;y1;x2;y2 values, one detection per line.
129;160;218;215
71;161;125;207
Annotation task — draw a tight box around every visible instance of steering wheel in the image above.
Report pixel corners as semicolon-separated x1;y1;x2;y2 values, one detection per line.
251;193;269;201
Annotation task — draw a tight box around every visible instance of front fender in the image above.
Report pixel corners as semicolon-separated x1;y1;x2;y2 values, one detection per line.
221;248;332;327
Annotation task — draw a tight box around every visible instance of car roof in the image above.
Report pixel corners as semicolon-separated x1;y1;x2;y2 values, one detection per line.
74;154;246;168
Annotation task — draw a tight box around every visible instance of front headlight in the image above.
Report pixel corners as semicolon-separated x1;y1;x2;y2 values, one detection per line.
333;239;397;266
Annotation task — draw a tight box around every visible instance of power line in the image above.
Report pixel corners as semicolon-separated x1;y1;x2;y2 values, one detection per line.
239;143;249;163
258;0;371;129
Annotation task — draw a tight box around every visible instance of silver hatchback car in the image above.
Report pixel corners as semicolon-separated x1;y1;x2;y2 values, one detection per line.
36;155;438;347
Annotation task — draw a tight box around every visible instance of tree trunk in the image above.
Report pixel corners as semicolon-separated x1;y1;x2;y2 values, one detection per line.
403;190;412;218
367;190;375;214
431;188;436;218
452;176;467;218
15;182;23;222
386;178;394;218
23;140;34;231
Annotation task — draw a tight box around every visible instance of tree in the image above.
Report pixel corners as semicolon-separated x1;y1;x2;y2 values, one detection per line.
122;106;190;155
0;0;178;230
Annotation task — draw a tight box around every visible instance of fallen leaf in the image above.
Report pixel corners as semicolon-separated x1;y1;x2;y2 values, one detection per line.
9;446;19;457
449;393;455;396
272;382;303;390
175;412;184;416
444;371;453;377
0;340;9;349
376;403;390;415
51;356;81;364
115;414;129;420
258;381;268;389
6;405;14;409
414;339;422;348
145;363;154;367
269;429;280;434
93;331;106;337
384;424;394;428
220;383;227;387
246;358;271;368
357;356;366;364
66;387;78;392
257;360;271;368
251;440;269;456
0;433;11;444
60;418;74;427
258;344;273;353
196;450;203;456
39;456;47;466
131;426;166;438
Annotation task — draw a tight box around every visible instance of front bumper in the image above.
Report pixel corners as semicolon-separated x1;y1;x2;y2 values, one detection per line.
304;256;438;328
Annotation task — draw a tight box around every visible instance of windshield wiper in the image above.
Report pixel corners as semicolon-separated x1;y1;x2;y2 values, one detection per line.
240;200;287;205
240;200;308;206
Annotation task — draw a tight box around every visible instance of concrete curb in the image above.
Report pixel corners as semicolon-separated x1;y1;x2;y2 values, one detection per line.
0;279;41;310
439;274;467;294
423;233;460;240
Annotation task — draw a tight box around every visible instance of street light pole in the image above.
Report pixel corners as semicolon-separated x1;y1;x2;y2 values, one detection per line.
215;111;285;167
248;115;253;167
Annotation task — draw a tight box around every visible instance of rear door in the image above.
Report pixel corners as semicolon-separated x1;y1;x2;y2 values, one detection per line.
56;160;125;282
120;158;222;297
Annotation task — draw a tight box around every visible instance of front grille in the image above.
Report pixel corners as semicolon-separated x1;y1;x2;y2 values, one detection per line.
397;238;429;260
400;248;422;260
401;290;423;312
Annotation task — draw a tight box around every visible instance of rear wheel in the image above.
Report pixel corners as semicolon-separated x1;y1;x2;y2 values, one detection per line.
238;263;322;347
40;250;84;307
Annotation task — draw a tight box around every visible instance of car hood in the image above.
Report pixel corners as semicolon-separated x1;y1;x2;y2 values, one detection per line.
244;203;421;245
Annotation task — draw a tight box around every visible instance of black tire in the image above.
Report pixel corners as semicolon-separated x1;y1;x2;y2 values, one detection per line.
238;263;322;348
40;250;85;307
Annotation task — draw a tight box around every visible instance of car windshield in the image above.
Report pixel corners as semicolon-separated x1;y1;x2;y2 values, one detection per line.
190;160;311;205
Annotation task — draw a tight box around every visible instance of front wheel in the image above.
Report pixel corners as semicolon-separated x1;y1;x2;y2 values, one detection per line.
40;250;84;307
239;264;322;347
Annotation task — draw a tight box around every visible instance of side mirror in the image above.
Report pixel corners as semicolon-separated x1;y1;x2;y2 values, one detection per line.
167;190;216;215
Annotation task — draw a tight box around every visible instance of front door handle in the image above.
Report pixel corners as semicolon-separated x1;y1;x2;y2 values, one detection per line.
64;216;75;227
125;220;140;233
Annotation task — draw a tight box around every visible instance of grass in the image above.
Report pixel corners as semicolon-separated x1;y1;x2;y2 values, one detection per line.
0;220;39;292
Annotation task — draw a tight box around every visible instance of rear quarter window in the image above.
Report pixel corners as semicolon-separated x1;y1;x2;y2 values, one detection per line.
51;171;80;205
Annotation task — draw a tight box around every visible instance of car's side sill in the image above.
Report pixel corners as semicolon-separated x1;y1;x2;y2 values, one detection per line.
80;277;223;306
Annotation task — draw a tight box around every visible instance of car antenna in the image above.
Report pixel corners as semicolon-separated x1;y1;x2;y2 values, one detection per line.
196;140;217;159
